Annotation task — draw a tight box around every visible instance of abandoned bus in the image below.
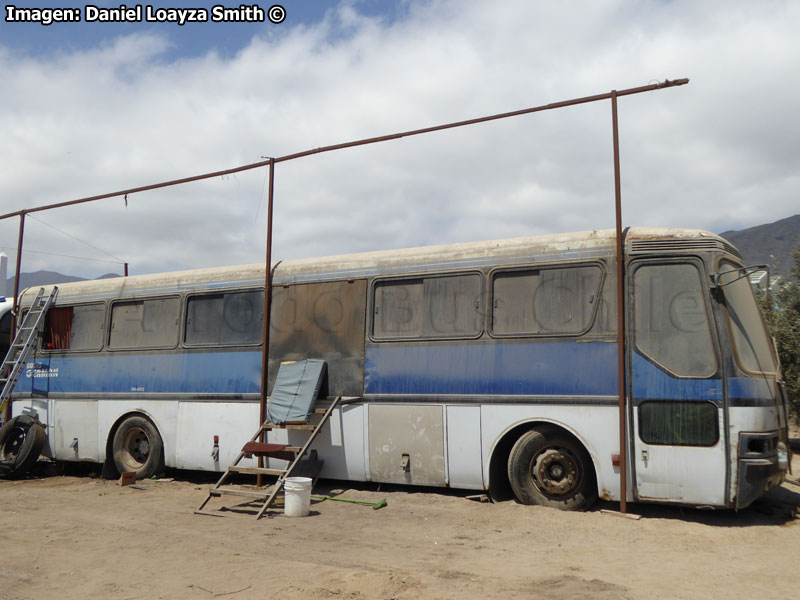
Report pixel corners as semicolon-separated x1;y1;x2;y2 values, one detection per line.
5;227;791;509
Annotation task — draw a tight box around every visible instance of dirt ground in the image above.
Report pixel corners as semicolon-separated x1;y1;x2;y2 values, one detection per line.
2;447;799;600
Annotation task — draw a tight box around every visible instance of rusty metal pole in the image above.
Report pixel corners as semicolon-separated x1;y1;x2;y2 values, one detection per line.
257;159;275;488
11;213;25;322
611;91;628;513
124;263;129;277
5;212;26;422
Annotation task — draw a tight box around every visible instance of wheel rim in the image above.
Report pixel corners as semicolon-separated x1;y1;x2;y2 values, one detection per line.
531;447;579;497
0;425;27;461
119;426;151;469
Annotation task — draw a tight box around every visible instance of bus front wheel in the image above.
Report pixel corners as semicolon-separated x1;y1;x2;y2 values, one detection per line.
112;416;165;480
507;427;596;510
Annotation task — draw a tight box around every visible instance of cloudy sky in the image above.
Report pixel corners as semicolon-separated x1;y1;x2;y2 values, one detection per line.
0;0;797;278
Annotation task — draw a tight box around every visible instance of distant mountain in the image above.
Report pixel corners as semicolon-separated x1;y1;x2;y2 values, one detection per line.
2;270;122;297
719;214;800;278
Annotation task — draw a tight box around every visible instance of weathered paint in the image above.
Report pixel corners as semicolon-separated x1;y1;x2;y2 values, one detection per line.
368;404;446;486
13;351;262;396
365;341;619;397
8;226;787;508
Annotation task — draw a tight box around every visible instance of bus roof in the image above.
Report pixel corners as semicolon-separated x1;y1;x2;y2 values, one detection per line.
19;227;735;303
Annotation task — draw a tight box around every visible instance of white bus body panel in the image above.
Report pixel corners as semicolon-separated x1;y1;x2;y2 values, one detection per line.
446;405;484;490
175;401;260;471
265;404;369;482
52;400;99;461
367;404;446;487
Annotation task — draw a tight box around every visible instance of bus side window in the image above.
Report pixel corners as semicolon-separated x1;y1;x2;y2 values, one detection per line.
492;265;602;335
109;297;180;349
221;291;263;344
373;274;482;339
423;274;482;336
373;279;423;338
43;304;105;351
185;291;264;346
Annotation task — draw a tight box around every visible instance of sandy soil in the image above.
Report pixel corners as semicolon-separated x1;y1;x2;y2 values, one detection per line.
2;448;799;600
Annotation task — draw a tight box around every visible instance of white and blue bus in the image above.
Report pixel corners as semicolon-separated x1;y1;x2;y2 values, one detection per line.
3;227;791;509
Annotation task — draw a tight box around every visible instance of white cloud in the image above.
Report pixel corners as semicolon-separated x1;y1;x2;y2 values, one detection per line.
0;0;797;277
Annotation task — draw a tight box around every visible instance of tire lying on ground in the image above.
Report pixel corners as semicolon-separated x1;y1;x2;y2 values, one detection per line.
0;414;46;479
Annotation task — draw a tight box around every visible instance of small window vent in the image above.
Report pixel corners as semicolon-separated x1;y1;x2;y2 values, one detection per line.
630;239;742;260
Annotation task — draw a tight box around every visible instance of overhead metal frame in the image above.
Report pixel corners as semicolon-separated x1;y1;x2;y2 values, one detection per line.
0;78;690;510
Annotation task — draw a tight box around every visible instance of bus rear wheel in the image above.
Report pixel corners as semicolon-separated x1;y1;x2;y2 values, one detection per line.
112;416;164;480
507;427;596;510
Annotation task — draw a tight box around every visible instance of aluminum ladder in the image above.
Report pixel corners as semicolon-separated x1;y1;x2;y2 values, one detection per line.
0;287;58;422
196;396;341;519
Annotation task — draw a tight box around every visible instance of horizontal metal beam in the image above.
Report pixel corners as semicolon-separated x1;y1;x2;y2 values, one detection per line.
0;78;688;221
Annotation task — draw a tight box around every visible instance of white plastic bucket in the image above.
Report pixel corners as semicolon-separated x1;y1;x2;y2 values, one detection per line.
284;477;312;517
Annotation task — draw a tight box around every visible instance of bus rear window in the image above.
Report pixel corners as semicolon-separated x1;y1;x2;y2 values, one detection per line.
719;260;776;374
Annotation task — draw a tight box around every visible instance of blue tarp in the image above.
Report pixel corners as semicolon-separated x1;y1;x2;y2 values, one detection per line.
267;359;327;424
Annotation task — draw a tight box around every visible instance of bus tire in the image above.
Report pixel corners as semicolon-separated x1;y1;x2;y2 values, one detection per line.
0;415;46;479
112;416;165;480
507;427;596;510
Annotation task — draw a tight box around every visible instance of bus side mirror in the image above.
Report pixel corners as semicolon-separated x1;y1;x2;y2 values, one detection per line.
710;264;769;289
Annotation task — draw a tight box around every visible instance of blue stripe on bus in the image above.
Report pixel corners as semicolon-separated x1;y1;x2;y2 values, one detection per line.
366;344;771;400
15;352;262;395
12;344;772;402
630;353;772;401
726;376;774;401
364;342;619;396
630;353;723;400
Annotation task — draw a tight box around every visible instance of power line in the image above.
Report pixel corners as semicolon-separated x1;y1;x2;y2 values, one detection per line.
0;246;125;266
26;213;126;263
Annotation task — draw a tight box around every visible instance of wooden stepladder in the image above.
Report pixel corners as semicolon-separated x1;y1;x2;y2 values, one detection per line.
196;396;341;519
0;287;58;422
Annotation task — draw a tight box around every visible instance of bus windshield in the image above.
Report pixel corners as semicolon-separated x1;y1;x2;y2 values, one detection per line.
718;260;776;374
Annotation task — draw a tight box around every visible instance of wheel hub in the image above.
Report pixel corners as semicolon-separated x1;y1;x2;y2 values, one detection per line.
0;426;26;460
123;428;150;466
131;435;150;462
533;448;578;496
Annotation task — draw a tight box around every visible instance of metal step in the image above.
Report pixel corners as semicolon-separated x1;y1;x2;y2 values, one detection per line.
260;423;316;431
195;395;342;519
227;465;286;476
208;488;274;500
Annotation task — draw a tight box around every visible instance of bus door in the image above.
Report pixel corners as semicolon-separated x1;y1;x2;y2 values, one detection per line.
628;259;728;506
